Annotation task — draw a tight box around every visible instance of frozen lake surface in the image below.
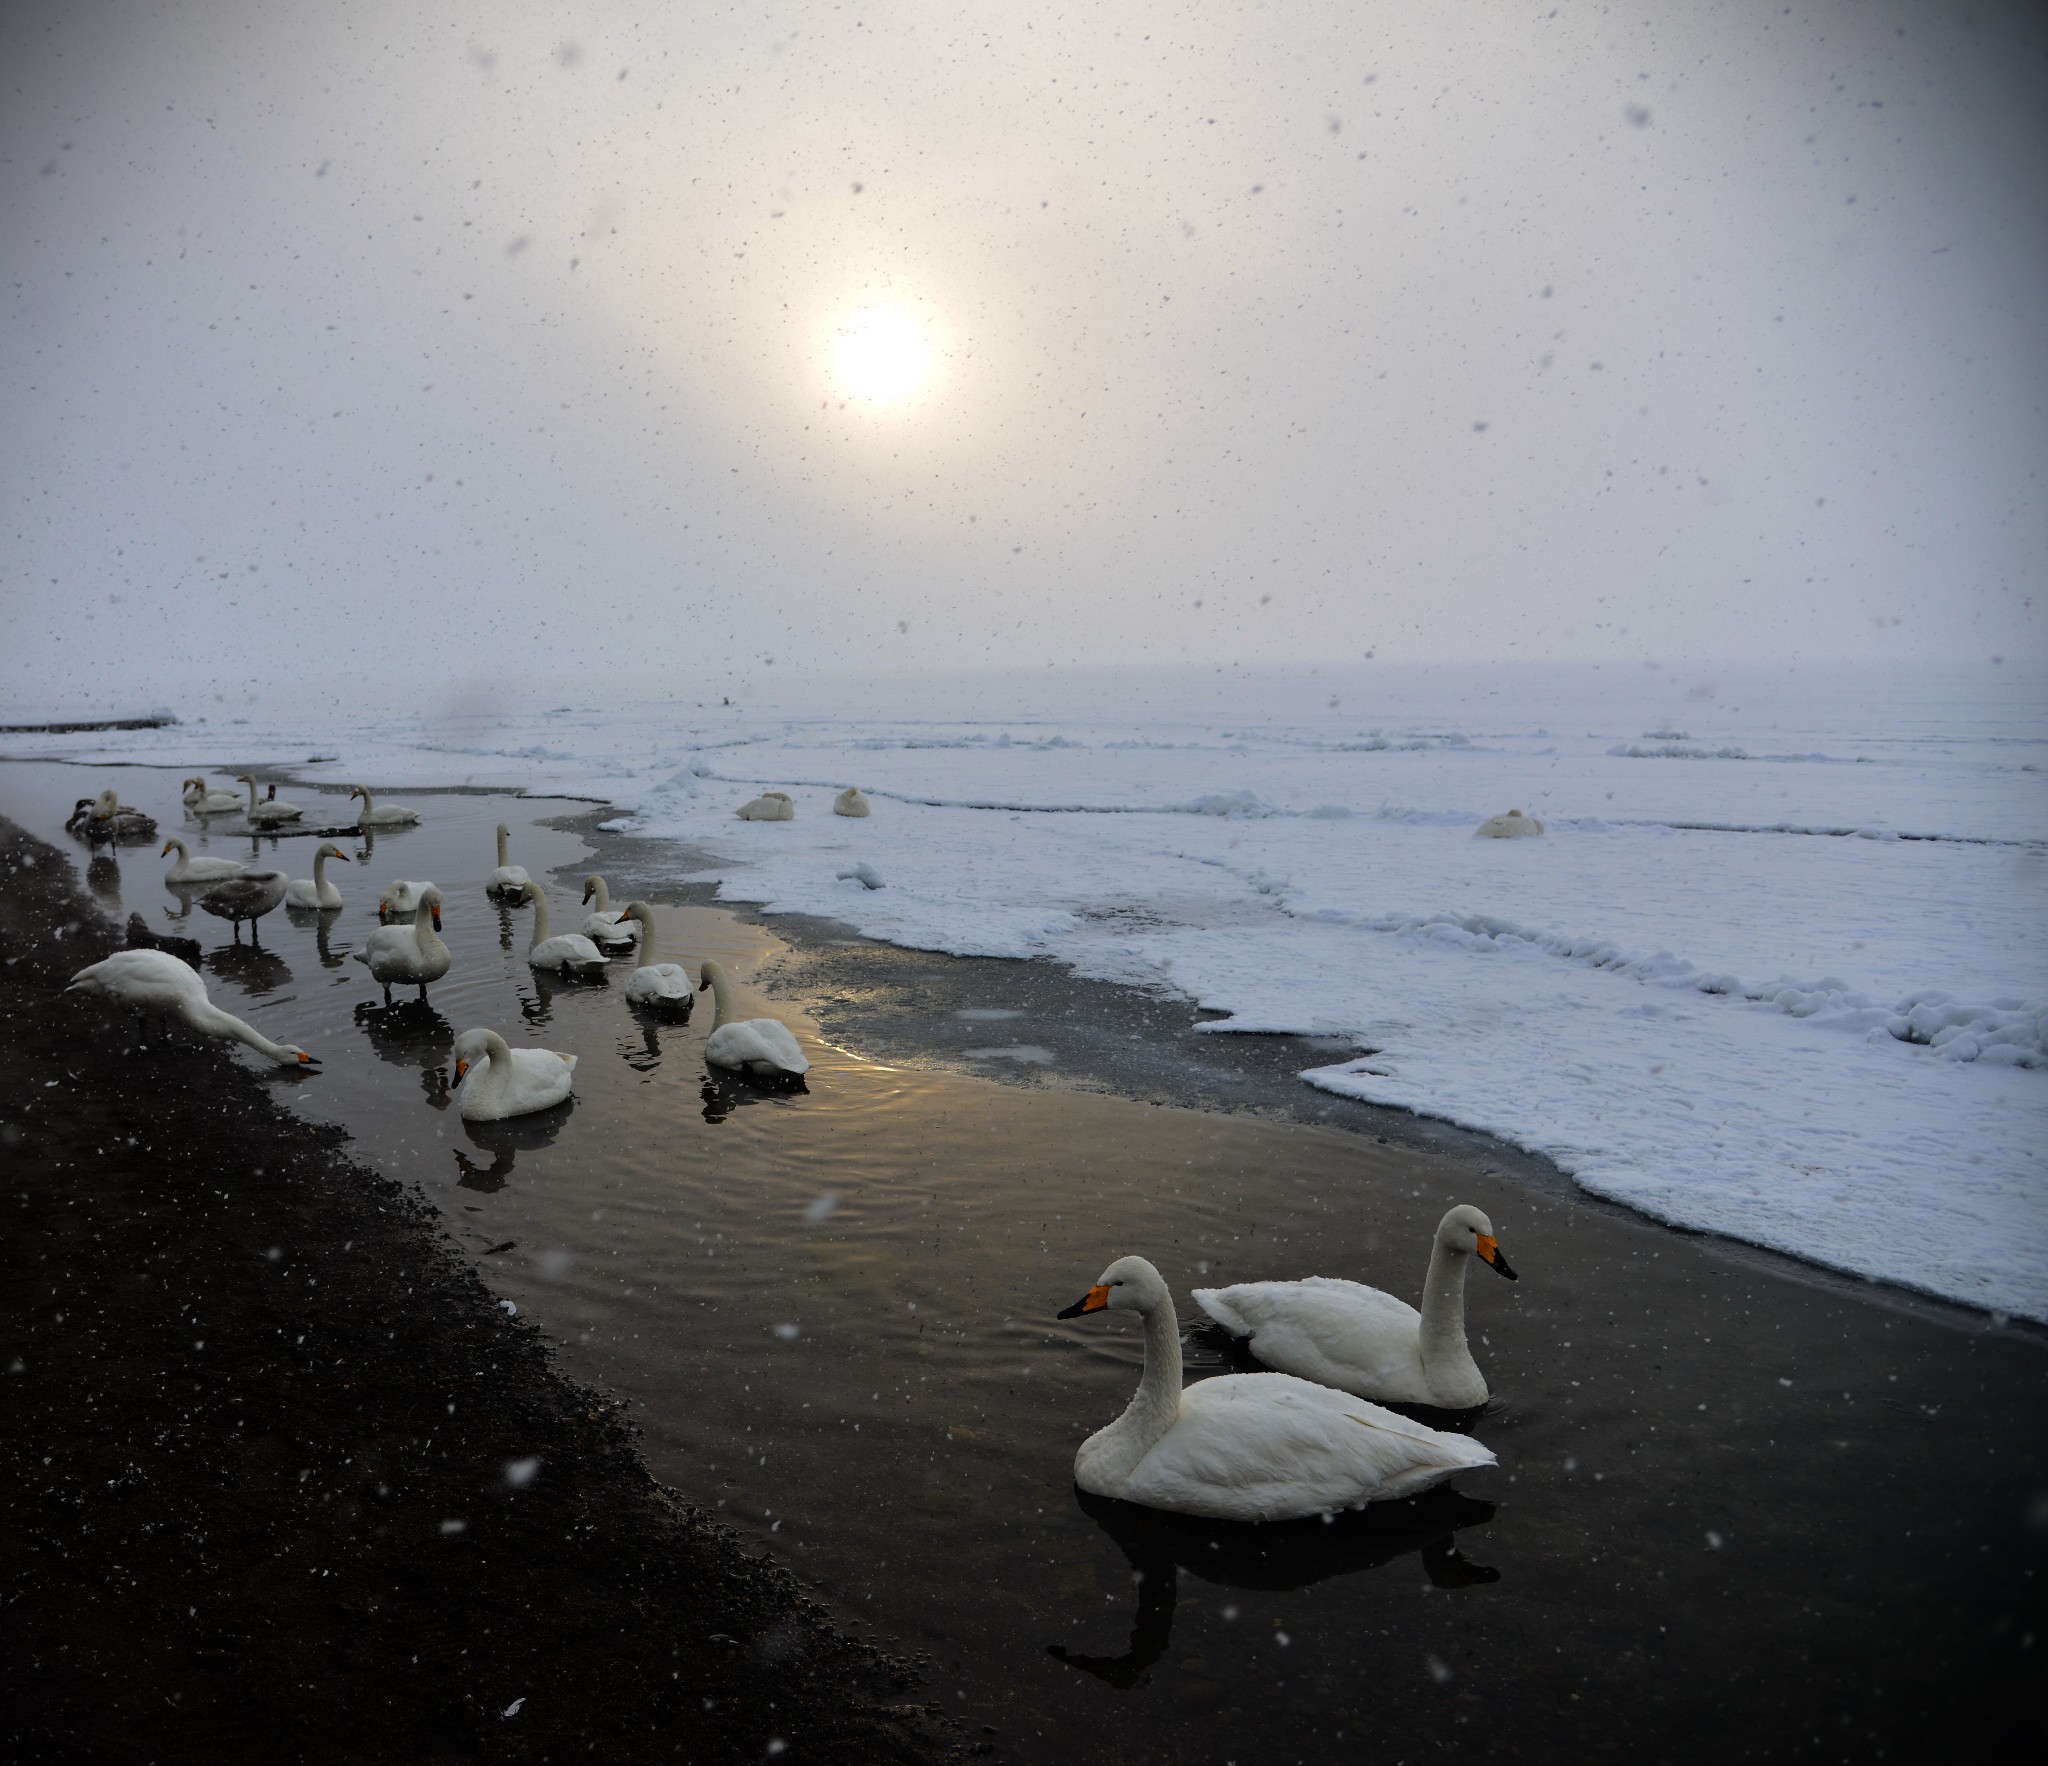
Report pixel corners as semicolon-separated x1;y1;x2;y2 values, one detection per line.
7;659;2044;1317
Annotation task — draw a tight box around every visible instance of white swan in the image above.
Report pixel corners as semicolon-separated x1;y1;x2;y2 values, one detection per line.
378;880;433;920
238;775;304;827
735;791;795;822
1476;808;1544;838
349;785;421;827
1058;1255;1495;1522
78;788;156;842
161;837;245;886
616;902;693;1014
1192;1206;1519;1410
66;948;316;1066
833;787;872;818
182;776;242;814
197;869;289;942
698;958;808;1077
579;875;640;945
452;1027;575;1121
520;884;609;977
486;824;532;899
352;885;450;1001
285;843;352;910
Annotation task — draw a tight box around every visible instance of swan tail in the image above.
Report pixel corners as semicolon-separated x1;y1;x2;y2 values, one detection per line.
1189;1288;1253;1338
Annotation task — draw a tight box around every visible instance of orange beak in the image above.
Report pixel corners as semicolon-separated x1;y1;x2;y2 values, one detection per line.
455;1058;469;1081
1475;1234;1519;1282
430;904;443;931
160;841;174;856
297;1051;315;1064
1056;1283;1112;1319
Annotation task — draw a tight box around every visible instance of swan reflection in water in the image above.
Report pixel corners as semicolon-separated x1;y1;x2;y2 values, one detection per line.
203;941;290;996
86;852;122;909
700;1066;809;1125
515;965;609;1030
284;906;349;969
1049;1486;1499;1690
352;997;454;1069
453;1102;574;1193
493;900;518;955
622;1007;671;1072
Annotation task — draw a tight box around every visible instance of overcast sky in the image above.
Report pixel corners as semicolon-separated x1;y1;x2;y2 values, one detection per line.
4;0;2043;704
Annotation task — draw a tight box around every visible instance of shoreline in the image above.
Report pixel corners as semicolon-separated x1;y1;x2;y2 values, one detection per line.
0;812;955;1765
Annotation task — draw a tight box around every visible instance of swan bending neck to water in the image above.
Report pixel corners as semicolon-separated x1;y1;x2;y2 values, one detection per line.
1192;1205;1518;1410
67;949;316;1065
1057;1255;1494;1522
486;824;533;898
452;1027;576;1121
520;884;608;976
618;902;693;1013
349;785;421;827
285;843;351;910
697;959;808;1077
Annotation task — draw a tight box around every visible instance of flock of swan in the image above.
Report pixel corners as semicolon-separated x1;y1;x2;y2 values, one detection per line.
64;775;1525;1528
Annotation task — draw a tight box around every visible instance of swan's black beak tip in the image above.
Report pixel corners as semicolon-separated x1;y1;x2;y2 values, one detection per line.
1489;1250;1518;1282
1055;1296;1090;1319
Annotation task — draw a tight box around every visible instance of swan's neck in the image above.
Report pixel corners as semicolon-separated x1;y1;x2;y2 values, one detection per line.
1085;1297;1185;1484
167;839;188;860
412;899;446;960
637;919;659;969
245;780;259;813
707;967;737;1029
1418;1240;1479;1383
590;879;612;913
356;789;375;818
472;1032;512;1099
496;827;510;866
311;850;329;887
187;997;295;1063
528;894;551;949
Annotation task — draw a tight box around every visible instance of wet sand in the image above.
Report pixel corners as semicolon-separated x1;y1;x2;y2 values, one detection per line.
0;811;953;1766
3;765;2043;1765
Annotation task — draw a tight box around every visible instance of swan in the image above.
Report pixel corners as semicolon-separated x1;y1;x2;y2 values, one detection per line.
1057;1256;1496;1522
349;785;421;827
579;875;640;945
486;824;532;899
1476;808;1544;838
833;786;872;818
697;958;808;1077
67;949;316;1066
452;1027;576;1121
197;869;290;942
182;776;242;814
616;902;694;1014
352;885;450;1002
519;884;609;977
285;843;352;909
238;776;304;827
735;791;795;822
74;789;156;843
160;838;245;886
378;880;433;920
1192;1206;1519;1410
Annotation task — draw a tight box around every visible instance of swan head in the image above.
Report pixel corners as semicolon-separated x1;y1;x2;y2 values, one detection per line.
619;901;654;929
1057;1253;1169;1319
1439;1204;1518;1281
420;883;444;931
451;1026;498;1081
697;958;728;994
317;843;352;864
581;875;604;905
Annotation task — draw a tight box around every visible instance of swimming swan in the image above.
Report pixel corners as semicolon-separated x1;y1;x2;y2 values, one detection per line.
182;777;243;814
352;885;450;1001
698;958;808;1077
285;843;352;910
161;838;244;886
579;875;640;945
833;787;872;818
486;824;532;899
452;1027;576;1121
520;884;609;977
735;791;795;822
1192;1206;1519;1410
238;776;304;827
617;902;694;1014
67;948;316;1066
378;880;433;920
349;785;421;827
197;869;289;942
1476;809;1543;838
1058;1255;1495;1522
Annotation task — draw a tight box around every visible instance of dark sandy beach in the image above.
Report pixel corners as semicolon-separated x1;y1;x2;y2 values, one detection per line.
0;814;955;1766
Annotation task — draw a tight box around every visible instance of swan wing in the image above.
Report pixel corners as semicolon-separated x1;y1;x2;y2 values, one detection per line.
705;1018;808;1075
1119;1373;1493;1522
626;963;693;1004
506;1047;577;1112
1192;1278;1432;1403
68;949;207;1010
531;933;607;971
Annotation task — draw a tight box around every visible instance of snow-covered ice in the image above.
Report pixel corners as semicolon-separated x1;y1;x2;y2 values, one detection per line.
8;660;2043;1318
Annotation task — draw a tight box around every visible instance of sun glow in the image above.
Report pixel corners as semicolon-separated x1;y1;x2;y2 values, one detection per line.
831;304;934;403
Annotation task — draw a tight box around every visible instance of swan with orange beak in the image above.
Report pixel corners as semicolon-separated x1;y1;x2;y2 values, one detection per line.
351;883;450;1003
1056;1254;1495;1522
1193;1205;1519;1410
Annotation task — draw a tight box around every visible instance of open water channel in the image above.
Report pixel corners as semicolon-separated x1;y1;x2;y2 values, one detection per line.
8;758;2040;1764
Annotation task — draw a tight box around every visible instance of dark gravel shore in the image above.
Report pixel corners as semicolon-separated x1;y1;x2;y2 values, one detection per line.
0;816;953;1766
